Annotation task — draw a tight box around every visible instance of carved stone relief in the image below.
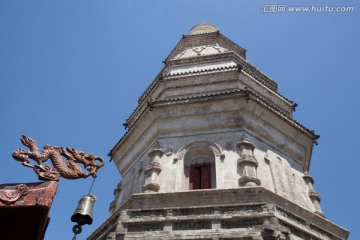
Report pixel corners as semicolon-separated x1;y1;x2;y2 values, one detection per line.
237;135;261;187
0;184;28;205
303;171;325;218
142;142;164;193
265;150;304;206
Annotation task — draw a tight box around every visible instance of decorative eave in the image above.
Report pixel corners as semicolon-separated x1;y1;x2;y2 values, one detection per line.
137;51;285;107
0;181;58;240
164;60;295;111
109;89;318;160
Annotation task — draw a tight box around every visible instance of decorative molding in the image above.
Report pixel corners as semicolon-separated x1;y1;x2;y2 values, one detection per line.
236;138;256;150
109;88;317;158
109;200;116;213
237;135;261;187
175;141;222;162
147;149;164;159
220;153;225;161
0;181;58;208
144;162;162;174
113;182;123;195
238;176;261;187
142;143;164;193
302;171;314;184
302;171;325;217
142;183;160;193
308;189;321;202
0;184;28;205
238;155;259;167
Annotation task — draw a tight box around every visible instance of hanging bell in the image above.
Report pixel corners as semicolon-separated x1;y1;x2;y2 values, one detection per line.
71;194;96;226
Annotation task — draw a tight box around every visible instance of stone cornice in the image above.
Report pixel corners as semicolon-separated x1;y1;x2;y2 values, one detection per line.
238;176;262;186
154;90;315;138
137;51;286;107
166;61;238;78
167;52;296;108
238;155;258;166
132;68;295;130
109;89;317;158
88;187;349;240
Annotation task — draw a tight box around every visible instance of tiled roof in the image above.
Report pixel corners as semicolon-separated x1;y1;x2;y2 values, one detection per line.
138;51;286;107
166;63;238;77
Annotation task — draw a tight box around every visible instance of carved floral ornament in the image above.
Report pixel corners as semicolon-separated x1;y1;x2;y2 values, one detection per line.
12;135;104;181
0;184;28;205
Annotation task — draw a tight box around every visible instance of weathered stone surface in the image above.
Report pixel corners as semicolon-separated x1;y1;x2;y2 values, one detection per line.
89;187;348;240
90;23;349;240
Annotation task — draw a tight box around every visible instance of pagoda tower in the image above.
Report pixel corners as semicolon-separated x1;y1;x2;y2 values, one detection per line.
89;23;349;240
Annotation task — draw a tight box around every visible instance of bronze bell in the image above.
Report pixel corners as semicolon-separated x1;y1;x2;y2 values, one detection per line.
71;194;96;226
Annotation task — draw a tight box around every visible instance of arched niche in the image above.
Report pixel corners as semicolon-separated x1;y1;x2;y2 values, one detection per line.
175;141;222;191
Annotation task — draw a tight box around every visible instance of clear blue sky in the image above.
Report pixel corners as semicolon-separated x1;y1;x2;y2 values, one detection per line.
0;1;359;239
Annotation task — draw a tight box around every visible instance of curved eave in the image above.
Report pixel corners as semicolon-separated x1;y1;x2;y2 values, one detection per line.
109;89;317;162
124;62;296;140
137;51;293;110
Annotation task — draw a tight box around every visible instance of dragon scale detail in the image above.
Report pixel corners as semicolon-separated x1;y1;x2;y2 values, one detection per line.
12;135;104;181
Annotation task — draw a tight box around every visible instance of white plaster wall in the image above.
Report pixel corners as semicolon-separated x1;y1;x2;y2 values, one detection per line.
111;86;315;213
114;130;315;213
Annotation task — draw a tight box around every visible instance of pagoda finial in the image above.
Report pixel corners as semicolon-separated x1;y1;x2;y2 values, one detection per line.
189;22;219;35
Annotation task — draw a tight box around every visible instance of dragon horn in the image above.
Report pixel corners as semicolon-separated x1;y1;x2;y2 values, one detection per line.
21;135;38;148
62;147;72;157
66;147;76;154
20;135;27;146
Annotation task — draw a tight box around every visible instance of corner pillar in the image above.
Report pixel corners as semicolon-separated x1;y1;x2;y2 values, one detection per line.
237;134;261;187
303;171;325;217
142;143;164;192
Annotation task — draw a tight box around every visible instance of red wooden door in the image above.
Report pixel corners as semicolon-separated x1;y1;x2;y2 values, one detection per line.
201;165;211;189
189;164;212;190
190;166;201;190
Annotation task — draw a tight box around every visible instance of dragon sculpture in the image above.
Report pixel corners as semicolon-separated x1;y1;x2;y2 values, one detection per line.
12;135;104;181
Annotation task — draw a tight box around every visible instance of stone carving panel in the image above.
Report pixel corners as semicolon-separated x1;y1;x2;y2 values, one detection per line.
265;150;300;205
